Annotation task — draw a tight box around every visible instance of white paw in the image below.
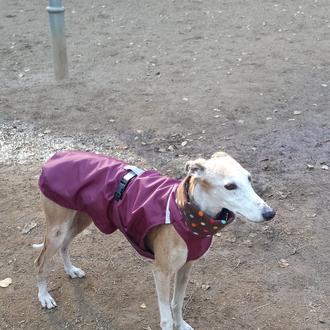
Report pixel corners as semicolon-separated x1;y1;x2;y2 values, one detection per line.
175;320;194;330
66;266;86;278
160;321;173;330
38;291;57;309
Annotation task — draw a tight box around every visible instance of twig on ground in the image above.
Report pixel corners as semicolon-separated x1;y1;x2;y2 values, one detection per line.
232;258;241;271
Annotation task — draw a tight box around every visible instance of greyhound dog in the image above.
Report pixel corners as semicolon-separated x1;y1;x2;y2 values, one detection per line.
34;151;275;330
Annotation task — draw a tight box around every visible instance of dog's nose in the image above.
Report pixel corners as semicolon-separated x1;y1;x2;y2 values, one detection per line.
262;207;276;221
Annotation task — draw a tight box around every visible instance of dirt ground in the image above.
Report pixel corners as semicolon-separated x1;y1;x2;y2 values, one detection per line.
1;0;330;329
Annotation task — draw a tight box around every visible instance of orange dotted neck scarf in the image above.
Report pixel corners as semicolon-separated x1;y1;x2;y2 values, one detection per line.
176;176;235;237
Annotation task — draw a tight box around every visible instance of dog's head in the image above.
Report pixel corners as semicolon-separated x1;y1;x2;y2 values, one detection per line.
185;152;276;223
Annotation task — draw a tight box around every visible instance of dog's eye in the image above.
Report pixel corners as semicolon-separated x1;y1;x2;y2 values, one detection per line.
248;175;252;182
224;183;237;190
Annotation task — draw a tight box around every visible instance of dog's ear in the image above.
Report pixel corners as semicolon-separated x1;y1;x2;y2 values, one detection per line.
211;151;228;158
184;159;206;177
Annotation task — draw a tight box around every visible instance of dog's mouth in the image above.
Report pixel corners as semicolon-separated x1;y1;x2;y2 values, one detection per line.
216;208;235;225
235;211;266;223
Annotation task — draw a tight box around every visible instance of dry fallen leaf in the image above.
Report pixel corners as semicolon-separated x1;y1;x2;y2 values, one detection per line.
0;278;12;288
201;284;211;291
293;111;302;115
228;236;237;243
140;303;147;309
21;221;37;234
306;164;314;170
278;259;289;268
321;164;329;170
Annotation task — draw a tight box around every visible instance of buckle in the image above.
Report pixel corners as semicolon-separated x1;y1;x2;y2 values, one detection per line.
114;171;137;201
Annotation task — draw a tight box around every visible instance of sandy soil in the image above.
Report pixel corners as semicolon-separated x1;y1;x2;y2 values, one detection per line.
1;0;329;329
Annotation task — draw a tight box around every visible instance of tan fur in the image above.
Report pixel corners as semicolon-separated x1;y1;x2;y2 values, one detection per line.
35;196;192;329
199;179;214;193
35;196;92;270
147;225;188;274
34;152;275;330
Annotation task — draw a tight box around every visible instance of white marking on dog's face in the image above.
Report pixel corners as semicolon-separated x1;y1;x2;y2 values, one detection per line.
186;152;275;222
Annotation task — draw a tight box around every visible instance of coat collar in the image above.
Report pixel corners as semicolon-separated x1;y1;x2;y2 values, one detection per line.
175;176;235;237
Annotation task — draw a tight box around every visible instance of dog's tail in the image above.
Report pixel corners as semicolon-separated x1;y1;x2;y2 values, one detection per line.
32;242;44;249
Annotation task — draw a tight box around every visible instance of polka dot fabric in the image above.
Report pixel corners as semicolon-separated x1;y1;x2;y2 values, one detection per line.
176;176;235;237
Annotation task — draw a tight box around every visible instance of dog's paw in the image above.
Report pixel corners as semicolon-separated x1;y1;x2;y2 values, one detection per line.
66;266;86;279
175;321;194;330
38;292;57;309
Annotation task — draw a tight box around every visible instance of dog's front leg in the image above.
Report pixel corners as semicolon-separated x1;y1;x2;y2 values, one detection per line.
153;268;173;330
171;261;194;330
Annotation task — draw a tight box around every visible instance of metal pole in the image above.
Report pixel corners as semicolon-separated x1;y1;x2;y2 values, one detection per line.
47;0;68;80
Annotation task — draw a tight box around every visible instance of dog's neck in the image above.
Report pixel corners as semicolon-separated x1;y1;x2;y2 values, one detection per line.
187;176;224;218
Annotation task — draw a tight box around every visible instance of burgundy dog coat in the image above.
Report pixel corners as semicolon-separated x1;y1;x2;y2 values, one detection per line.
39;151;213;261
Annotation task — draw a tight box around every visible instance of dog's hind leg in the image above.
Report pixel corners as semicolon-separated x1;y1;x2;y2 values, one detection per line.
60;211;92;278
35;197;77;309
171;262;194;330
